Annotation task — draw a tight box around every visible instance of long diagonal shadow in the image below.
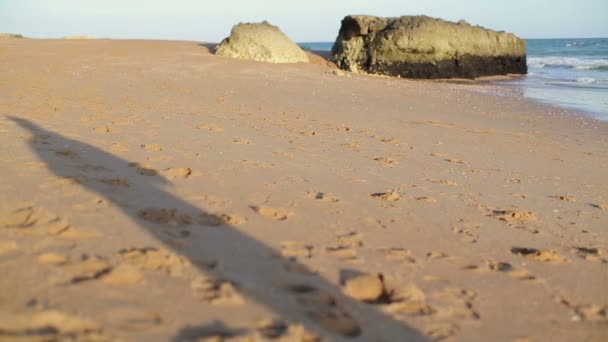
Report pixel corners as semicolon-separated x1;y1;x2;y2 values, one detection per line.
10;117;426;341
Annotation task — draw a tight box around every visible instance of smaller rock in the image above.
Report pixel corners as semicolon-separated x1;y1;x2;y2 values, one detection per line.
343;273;385;302
215;21;309;63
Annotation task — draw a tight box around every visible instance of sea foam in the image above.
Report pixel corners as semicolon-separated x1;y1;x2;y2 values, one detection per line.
528;57;608;70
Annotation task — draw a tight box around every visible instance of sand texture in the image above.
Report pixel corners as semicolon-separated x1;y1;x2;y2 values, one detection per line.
0;39;607;341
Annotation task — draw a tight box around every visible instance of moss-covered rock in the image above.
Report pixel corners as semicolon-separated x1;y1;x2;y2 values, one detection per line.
332;15;527;79
216;21;308;64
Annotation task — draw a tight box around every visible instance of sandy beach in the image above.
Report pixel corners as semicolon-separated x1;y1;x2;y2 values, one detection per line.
0;38;607;341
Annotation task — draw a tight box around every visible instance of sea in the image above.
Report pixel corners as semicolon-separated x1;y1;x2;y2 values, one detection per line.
299;39;608;120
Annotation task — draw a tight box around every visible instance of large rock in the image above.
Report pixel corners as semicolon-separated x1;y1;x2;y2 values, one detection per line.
216;21;308;63
332;15;526;79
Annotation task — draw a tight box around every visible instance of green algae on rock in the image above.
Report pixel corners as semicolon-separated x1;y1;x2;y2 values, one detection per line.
332;15;527;79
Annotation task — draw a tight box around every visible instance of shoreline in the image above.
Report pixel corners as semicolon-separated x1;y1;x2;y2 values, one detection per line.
4;37;606;121
1;38;606;341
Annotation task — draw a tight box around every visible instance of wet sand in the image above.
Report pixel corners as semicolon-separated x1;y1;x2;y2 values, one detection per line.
0;38;607;341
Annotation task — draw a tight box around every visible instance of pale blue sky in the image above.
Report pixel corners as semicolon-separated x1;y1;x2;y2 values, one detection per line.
1;0;607;41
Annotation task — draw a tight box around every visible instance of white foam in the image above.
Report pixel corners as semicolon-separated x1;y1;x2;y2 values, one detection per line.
577;77;596;84
528;56;608;70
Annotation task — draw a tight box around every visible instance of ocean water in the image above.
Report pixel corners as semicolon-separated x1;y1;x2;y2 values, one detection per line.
299;39;608;120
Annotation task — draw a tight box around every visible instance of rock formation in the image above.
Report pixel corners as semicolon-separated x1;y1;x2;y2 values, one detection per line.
216;21;308;64
332;15;527;79
0;33;24;39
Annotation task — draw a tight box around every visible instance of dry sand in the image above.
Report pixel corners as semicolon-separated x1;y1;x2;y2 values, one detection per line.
0;39;607;341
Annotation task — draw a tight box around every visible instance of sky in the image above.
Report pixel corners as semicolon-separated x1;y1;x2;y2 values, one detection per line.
1;0;607;41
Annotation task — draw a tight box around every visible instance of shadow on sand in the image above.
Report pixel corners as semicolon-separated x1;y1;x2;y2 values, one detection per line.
10;116;425;341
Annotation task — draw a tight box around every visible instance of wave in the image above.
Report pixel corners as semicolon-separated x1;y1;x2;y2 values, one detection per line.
566;41;587;47
544;81;608;90
528;57;608;71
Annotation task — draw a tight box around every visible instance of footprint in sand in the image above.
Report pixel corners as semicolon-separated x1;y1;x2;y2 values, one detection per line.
94;126;111;133
281;241;313;259
425;178;459;186
335;231;363;248
326;246;359;262
425;323;460;341
342;141;362;151
99;178;130;187
549;195;577;202
60;256;113;284
589;203;608;210
508;269;539;281
510;247;568;263
461;260;540;281
176;322;250;341
426;251;450;260
391;282;478;329
161;167;193;179
370;191;401;202
570;247;606;263
254;319;319;341
53;148;79;159
138;208;193;227
281;283;361;337
110;142;129;152
128;162;158;176
556;296;607;322
196;123;224;133
466;128;495;134
377;136;400;145
250;205;292;221
0;310;103;341
139;202;244;228
415;196;438;204
373;156;399;167
407;120;456;128
430;153;467;165
306;191;340;203
326;231;363;263
488;209;539;233
117;247;190;277
233;138;252;145
1;205;98;239
240;160;275;169
103;307;162;331
431;287;481;321
191;276;245;306
255;319;288;339
461;260;513;272
452;219;480;243
377;247;417;264
380;282;435;316
217;213;248;226
140;144;163;152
